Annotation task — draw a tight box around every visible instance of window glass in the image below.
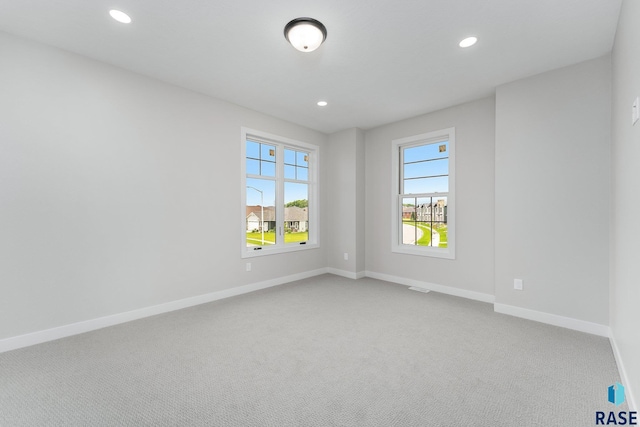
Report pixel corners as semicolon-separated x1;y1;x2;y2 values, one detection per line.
243;130;318;257
392;128;455;259
284;182;309;244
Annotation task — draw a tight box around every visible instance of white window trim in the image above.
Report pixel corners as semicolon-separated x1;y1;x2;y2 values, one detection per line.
241;127;320;258
391;127;455;259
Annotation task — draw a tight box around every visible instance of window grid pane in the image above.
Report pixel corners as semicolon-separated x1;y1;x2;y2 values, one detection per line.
246;141;276;177
284;182;309;244
284;165;296;180
246;178;276;247
284;148;309;181
404;158;449;179
403;142;448;163
402;142;448;194
401;196;448;248
403;176;449;194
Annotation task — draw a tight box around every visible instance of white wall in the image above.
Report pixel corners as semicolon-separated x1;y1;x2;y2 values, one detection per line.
364;97;496;298
355;129;366;275
326;128;365;278
0;32;328;341
494;56;611;325
611;0;640;410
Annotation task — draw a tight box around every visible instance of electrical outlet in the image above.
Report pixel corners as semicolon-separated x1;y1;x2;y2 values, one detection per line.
514;279;523;291
344;253;349;261
246;263;251;272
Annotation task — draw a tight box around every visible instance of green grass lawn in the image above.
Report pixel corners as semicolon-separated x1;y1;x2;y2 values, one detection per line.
435;224;448;247
246;231;308;246
246;231;275;245
402;220;448;248
414;223;432;246
284;232;309;243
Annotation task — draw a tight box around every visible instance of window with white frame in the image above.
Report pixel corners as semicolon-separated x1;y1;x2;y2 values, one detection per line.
391;128;455;259
241;128;319;258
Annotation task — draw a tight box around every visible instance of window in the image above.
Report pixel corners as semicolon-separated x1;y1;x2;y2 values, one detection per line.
391;128;455;259
241;128;319;257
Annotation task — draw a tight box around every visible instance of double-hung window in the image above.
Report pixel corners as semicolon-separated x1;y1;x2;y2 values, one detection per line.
241;128;319;258
391;127;455;259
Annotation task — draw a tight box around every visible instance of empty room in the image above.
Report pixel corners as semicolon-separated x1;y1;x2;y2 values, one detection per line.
1;0;638;426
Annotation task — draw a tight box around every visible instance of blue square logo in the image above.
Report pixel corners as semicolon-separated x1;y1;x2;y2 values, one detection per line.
608;382;626;407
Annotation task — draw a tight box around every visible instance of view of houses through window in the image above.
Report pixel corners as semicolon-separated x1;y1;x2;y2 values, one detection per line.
245;139;310;248
401;197;448;247
397;132;453;253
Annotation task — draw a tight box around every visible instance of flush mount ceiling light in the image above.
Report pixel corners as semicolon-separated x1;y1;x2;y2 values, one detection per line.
284;18;327;52
317;101;328;107
109;9;132;24
459;36;478;48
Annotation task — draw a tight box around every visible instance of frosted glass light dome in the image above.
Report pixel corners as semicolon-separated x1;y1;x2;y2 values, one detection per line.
109;9;131;24
459;36;478;48
284;18;327;52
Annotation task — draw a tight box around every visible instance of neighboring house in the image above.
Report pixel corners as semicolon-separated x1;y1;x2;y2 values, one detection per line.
246;206;308;232
402;206;414;219
246;206;276;232
403;199;447;223
284;206;308;232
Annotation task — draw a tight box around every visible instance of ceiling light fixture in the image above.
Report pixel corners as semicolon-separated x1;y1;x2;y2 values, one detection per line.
109;9;132;24
459;36;477;48
317;101;328;107
284;18;327;52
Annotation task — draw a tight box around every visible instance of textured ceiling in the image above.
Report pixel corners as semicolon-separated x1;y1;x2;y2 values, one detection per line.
0;0;622;133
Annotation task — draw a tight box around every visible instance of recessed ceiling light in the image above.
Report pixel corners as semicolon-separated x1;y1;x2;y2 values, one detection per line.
459;36;477;48
109;9;132;24
317;101;328;107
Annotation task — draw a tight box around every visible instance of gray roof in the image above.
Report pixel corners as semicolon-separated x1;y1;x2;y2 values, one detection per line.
284;206;308;222
246;206;308;222
246;206;275;222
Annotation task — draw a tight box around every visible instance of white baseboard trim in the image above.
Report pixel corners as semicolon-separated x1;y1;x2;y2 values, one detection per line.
364;271;495;304
0;268;328;354
326;268;366;280
493;303;610;337
609;331;637;412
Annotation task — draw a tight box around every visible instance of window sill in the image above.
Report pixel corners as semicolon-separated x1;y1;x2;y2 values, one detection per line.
391;245;455;260
241;242;319;258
